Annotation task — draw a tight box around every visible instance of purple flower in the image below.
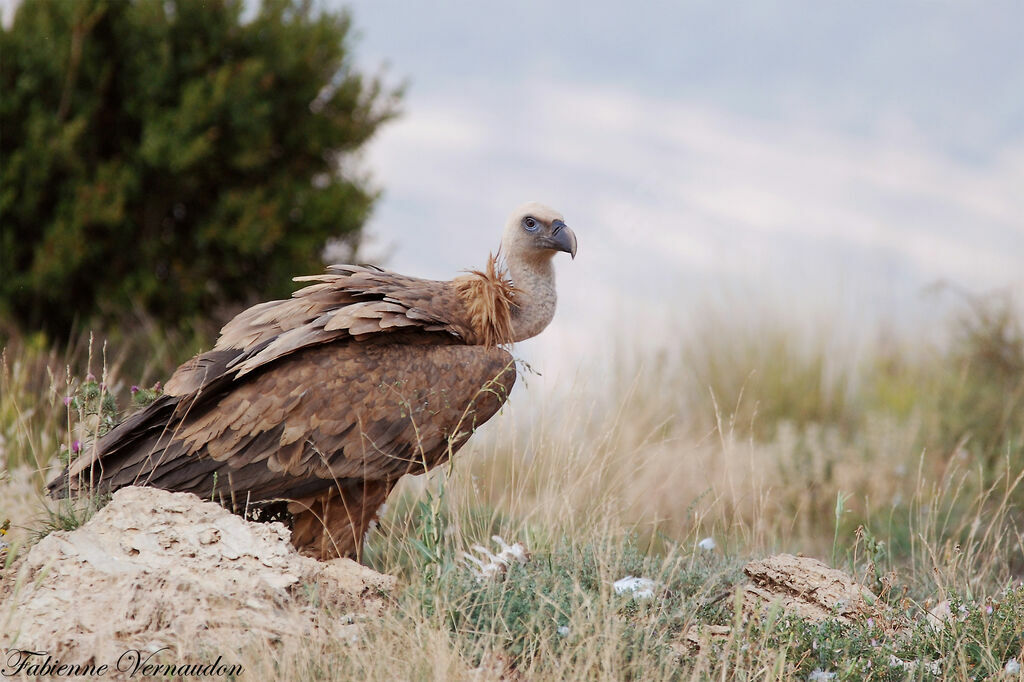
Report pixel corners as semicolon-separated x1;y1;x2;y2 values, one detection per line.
131;385;140;394
72;440;82;453
63;396;72;406
85;373;96;382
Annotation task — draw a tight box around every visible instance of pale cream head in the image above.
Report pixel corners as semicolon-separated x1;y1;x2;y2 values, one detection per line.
500;202;577;262
496;202;576;342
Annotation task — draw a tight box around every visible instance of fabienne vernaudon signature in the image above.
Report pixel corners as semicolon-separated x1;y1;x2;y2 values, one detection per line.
1;648;244;678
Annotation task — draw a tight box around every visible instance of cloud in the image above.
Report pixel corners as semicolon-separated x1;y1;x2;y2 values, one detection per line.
359;79;1024;382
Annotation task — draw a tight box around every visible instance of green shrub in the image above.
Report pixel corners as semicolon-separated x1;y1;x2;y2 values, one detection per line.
677;307;859;441
384;499;742;675
0;0;400;339
934;292;1024;471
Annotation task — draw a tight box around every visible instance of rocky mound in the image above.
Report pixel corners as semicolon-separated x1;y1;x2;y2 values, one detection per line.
741;553;878;623
0;486;394;666
682;553;884;653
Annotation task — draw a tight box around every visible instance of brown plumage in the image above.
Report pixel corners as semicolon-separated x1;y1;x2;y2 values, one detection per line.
454;252;518;347
48;202;577;560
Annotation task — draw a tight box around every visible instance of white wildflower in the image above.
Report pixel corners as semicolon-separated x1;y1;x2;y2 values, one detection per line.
808;670;836;681
1005;659;1021;675
557;626;570;637
460;536;530;582
697;537;716;551
613;576;657;600
460;551;505;582
492;535;529;564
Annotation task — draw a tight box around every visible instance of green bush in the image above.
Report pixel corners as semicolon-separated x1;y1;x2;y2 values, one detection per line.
0;0;399;339
935;292;1024;471
379;492;742;675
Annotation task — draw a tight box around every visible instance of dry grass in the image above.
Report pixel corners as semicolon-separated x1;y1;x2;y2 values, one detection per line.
2;293;1023;679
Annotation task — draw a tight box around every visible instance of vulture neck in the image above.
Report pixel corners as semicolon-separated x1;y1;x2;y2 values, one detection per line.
505;253;557;342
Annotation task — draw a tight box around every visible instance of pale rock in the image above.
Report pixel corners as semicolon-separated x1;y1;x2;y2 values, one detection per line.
0;486;394;664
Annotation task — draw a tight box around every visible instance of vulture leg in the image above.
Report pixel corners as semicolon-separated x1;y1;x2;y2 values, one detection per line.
288;479;392;560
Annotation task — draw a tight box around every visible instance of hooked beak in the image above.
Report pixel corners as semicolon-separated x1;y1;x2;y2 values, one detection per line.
547;219;577;259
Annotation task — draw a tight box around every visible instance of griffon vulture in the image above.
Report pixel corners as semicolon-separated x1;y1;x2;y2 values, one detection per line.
48;203;576;560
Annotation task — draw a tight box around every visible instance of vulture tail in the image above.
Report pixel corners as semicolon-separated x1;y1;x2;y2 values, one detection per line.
47;393;187;499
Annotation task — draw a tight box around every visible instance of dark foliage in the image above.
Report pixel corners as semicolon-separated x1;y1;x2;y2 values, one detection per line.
1;0;400;338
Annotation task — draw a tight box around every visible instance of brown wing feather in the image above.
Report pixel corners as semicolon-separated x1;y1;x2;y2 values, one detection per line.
163;264;500;397
51;343;516;506
51;261;520;514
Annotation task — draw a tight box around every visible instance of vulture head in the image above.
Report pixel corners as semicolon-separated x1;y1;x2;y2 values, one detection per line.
502;202;577;262
497;202;576;342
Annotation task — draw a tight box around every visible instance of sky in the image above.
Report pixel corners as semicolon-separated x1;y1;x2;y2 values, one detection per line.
332;1;1024;381
4;0;1021;382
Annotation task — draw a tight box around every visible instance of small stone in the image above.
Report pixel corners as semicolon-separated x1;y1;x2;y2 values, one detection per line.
613;576;657;600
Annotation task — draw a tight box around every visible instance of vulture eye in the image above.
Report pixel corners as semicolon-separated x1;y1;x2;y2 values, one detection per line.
522;216;539;231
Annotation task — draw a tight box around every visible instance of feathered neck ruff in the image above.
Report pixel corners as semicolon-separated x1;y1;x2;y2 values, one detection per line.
454;252;517;346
